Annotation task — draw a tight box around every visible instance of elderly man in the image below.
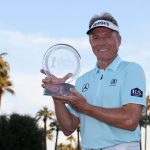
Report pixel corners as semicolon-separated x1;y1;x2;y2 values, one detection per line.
41;12;146;150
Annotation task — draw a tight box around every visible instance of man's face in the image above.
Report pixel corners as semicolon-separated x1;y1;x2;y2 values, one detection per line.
89;27;121;62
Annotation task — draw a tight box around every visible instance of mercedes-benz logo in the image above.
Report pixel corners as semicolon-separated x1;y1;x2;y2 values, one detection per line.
82;83;89;92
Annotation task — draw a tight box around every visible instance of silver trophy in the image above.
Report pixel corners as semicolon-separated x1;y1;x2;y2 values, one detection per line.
42;44;81;96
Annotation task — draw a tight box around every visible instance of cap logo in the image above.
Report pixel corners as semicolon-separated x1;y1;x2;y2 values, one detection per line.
93;21;109;28
87;20;119;34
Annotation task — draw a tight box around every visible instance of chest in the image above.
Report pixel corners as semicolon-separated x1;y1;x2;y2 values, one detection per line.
78;71;124;108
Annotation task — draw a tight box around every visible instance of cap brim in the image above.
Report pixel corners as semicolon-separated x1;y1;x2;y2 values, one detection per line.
86;26;100;34
86;26;118;35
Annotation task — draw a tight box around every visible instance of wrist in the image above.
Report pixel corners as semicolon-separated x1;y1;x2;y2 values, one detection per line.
53;97;65;105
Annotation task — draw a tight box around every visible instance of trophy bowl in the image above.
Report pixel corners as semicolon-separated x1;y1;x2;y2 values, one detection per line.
42;44;81;96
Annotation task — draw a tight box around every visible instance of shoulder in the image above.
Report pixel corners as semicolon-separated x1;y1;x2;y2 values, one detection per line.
125;61;144;74
78;68;95;79
119;61;146;82
120;60;144;73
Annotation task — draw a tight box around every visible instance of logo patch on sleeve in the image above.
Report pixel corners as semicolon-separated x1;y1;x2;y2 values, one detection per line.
131;88;143;97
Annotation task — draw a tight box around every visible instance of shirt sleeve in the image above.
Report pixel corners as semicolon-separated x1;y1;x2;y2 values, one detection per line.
121;62;146;107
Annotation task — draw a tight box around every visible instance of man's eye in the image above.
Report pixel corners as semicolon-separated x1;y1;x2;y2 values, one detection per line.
106;35;111;38
92;36;98;39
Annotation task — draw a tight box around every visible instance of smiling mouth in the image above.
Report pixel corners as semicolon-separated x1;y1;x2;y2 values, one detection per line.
97;48;109;52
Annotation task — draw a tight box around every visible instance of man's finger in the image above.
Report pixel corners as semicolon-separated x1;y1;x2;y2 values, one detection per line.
40;69;46;74
40;69;51;76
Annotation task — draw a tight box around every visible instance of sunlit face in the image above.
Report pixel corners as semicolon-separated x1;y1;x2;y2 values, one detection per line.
89;27;121;63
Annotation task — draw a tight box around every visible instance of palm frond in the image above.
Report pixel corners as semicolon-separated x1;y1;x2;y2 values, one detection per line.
0;52;14;106
0;52;7;57
5;88;15;95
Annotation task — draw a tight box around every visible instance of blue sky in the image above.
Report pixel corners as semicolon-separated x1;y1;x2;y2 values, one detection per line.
0;0;150;149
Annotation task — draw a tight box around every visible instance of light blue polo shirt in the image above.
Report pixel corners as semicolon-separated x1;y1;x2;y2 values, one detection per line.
67;56;146;149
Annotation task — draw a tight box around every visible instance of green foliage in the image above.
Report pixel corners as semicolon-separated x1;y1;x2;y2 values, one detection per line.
0;53;14;106
140;115;150;127
0;113;43;150
0;115;10;150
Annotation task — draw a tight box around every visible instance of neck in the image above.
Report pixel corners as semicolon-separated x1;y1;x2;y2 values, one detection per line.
97;55;117;69
98;61;109;69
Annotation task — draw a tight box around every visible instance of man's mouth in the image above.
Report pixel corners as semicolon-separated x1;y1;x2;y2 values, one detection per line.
97;48;109;52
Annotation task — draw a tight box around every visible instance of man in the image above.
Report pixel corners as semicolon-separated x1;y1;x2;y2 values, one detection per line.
41;12;146;150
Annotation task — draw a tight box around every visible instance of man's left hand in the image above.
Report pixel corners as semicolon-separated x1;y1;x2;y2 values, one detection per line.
53;88;88;112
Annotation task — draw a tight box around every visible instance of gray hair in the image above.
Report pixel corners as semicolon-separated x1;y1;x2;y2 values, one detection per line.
89;12;119;29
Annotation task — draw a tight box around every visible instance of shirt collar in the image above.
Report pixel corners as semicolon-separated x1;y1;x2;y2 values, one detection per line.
95;55;122;74
107;55;122;71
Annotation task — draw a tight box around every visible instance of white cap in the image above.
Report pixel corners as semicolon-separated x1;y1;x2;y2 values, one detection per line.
86;20;119;34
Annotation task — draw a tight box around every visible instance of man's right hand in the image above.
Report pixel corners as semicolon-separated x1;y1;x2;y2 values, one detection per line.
41;69;73;93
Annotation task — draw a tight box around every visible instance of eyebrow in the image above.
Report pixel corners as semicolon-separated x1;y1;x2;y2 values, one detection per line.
91;32;113;36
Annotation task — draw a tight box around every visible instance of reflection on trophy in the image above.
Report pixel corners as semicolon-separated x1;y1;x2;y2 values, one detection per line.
42;44;81;96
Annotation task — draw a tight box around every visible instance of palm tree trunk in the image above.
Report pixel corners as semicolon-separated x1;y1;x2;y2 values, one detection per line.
77;127;80;150
144;110;148;150
43;117;47;150
0;88;3;107
145;125;147;150
140;125;142;150
55;126;59;150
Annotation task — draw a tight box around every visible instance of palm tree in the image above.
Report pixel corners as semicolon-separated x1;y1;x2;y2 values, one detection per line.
0;53;15;107
47;129;54;141
36;106;54;150
66;135;76;150
64;144;75;150
146;95;150;114
57;143;65;150
76;126;81;150
145;95;150;150
67;135;76;145
50;119;60;150
140;95;150;150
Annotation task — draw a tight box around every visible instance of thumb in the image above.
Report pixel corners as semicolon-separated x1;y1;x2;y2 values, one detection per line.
70;88;81;97
70;88;86;101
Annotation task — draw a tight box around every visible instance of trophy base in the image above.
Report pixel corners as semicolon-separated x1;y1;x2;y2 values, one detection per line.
43;83;74;96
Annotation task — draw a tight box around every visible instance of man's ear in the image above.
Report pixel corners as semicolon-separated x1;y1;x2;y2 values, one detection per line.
89;35;92;45
118;34;122;47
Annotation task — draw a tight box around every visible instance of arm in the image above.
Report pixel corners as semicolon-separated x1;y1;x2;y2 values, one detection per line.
80;102;142;130
53;98;79;136
41;69;79;135
54;88;143;131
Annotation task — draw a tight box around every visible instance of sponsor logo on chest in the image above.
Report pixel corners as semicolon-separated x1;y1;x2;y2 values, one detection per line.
109;79;117;86
82;83;89;92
